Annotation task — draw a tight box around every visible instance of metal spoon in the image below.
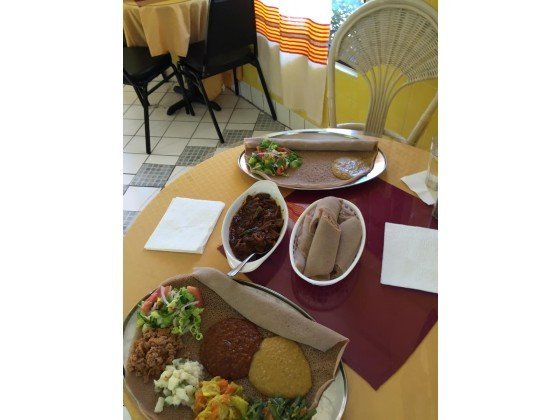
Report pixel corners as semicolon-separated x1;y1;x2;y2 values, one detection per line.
226;251;266;277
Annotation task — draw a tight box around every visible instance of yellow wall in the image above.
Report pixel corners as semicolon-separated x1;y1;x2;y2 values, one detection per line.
242;0;438;151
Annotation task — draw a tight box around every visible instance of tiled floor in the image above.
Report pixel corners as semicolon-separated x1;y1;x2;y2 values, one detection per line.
123;79;289;233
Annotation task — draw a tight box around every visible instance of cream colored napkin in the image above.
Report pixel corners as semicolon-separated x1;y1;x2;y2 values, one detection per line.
144;197;224;254
380;222;438;293
401;170;437;205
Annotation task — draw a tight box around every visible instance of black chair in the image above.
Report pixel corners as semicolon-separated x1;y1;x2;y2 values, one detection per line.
178;0;277;143
123;47;193;154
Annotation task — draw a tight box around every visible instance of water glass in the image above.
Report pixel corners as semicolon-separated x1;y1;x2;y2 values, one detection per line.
426;135;438;191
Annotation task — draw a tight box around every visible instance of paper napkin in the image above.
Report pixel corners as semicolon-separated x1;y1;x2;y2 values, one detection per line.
380;222;438;293
145;197;225;254
401;170;437;205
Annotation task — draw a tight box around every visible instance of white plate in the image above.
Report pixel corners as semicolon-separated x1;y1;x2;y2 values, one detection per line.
221;180;288;273
289;199;366;286
237;128;387;191
123;281;348;420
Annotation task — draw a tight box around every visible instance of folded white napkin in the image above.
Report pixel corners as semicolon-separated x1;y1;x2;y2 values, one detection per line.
401;170;437;205
145;197;225;254
380;222;438;293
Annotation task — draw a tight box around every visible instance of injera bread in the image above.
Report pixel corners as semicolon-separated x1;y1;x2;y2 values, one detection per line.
294;199;362;281
124;268;348;419
304;213;341;279
244;137;378;189
244;136;377;151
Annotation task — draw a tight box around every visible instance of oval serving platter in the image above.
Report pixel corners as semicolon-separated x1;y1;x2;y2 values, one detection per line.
123;279;348;420
237;128;387;191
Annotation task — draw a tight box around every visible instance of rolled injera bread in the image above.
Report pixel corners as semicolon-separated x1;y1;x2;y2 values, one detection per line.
310;197;341;233
333;217;362;277
244;136;378;152
304;213;341;278
294;211;314;272
337;202;356;224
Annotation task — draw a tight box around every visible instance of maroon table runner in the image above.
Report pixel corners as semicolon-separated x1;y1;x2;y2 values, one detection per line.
220;179;437;389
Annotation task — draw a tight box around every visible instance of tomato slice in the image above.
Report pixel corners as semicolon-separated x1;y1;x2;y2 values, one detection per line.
187;286;204;307
141;291;158;314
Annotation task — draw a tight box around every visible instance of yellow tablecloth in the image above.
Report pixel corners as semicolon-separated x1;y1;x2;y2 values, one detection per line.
123;0;231;100
123;134;437;419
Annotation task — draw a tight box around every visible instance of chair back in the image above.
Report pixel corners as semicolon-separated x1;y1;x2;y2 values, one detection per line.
327;0;438;145
204;0;257;65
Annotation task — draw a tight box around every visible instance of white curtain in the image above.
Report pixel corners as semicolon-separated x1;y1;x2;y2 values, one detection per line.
255;0;332;124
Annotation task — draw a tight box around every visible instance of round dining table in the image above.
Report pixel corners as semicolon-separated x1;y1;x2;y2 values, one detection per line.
123;131;437;419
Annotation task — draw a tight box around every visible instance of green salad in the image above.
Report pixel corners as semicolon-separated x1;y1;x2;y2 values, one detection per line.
247;139;302;177
245;396;316;420
137;285;204;339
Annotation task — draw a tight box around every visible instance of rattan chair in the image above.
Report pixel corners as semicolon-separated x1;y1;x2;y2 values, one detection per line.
327;0;438;146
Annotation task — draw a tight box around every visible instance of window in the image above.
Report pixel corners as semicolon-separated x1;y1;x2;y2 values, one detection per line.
331;0;365;42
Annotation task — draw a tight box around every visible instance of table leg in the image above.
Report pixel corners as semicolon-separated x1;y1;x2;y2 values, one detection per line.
167;80;221;116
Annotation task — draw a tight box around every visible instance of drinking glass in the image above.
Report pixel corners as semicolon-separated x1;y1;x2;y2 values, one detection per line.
426;135;438;191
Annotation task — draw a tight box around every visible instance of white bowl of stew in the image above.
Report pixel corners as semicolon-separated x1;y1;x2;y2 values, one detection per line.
222;180;288;273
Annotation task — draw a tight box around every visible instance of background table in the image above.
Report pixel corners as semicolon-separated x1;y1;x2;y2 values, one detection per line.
123;133;437;419
123;0;230;101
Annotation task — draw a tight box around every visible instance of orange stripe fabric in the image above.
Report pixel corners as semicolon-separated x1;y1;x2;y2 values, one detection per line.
255;0;330;65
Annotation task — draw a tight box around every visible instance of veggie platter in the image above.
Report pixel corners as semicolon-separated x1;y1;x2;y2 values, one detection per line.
124;270;348;420
238;129;387;191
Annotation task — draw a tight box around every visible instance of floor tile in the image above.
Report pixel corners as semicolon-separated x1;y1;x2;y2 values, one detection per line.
235;98;257;109
222;129;254;147
148;106;176;121
201;107;233;123
123;185;129;195
165;165;190;186
148;80;172;92
123;104;131;115
188;138;219;147
123;119;144;136
226;123;255;131
123;85;135;92
152;137;190;156
123;186;161;211
254;112;286;132
146;154;179;165
214;94;239;109
123;153;148;174
176;146;216;166
124;135;161;154
159;92;184;107
123;91;138;105
123;211;139;233
138;120;172;137
173;103;206;122
229;108;260;124
192;122;226;139
163;121;198;138
222;87;236;95
123;136;133;148
123;174;134;185
147;92;166;106
130;163;174;188
124;105;150;120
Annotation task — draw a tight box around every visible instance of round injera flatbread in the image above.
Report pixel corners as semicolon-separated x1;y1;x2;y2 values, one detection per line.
124;273;346;420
